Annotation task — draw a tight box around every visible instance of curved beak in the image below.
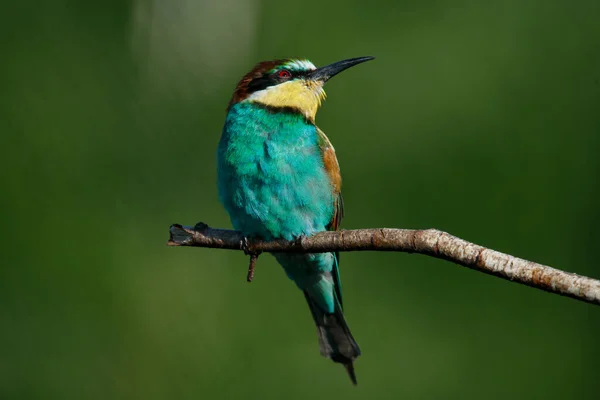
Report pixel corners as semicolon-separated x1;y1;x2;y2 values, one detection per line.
306;56;375;83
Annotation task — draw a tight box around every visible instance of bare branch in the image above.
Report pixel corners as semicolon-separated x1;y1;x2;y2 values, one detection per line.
168;223;600;306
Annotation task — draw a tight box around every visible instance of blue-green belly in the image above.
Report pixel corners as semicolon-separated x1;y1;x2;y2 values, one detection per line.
217;103;336;310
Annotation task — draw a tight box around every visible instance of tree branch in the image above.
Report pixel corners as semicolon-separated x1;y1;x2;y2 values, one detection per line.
168;223;600;306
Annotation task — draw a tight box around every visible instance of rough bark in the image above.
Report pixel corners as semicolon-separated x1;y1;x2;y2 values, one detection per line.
168;223;600;306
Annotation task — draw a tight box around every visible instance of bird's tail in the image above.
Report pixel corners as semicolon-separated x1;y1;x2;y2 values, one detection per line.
304;292;361;385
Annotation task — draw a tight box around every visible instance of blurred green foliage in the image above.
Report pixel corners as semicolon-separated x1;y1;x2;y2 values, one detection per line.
1;0;599;399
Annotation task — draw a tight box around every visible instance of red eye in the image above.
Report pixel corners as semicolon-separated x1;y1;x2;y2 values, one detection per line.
278;69;292;79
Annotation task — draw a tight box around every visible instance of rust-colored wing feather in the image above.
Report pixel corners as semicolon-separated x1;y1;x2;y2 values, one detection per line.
316;127;343;231
317;127;345;307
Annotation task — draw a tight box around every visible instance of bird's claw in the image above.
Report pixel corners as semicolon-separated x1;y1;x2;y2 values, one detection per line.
241;236;253;255
293;234;306;247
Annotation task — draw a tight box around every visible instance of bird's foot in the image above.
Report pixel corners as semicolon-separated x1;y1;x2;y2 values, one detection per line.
241;236;252;255
293;234;307;248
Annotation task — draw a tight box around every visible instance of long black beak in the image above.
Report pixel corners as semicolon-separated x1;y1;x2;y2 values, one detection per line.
307;56;375;82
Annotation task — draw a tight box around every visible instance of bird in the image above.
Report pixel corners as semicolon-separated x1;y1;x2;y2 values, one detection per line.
217;56;375;384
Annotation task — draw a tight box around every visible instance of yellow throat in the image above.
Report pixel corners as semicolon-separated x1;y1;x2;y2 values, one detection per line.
246;79;326;121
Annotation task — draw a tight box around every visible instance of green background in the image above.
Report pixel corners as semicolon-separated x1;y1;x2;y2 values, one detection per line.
2;0;599;398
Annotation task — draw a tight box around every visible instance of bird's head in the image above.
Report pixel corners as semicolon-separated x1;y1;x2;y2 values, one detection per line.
229;56;375;121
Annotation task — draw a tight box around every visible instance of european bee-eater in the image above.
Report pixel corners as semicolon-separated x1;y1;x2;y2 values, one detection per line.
217;56;374;384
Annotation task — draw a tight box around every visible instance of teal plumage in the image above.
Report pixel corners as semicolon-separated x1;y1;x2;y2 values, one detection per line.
218;104;334;242
217;57;374;384
219;103;338;309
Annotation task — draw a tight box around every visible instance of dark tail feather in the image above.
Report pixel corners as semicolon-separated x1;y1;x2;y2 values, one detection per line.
343;363;358;386
304;292;361;385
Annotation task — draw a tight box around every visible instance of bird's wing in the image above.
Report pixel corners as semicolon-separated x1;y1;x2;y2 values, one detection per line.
316;127;343;229
316;127;345;308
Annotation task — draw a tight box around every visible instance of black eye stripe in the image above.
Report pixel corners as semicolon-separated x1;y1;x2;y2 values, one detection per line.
246;68;311;94
247;75;275;93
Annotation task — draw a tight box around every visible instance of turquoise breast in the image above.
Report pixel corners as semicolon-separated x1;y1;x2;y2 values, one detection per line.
217;102;335;241
217;102;336;294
